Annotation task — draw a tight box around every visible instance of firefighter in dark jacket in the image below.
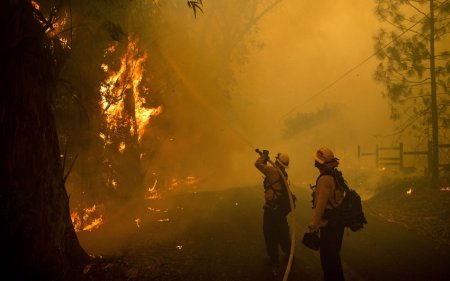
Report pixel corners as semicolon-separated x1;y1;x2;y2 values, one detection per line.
255;150;291;266
309;147;345;281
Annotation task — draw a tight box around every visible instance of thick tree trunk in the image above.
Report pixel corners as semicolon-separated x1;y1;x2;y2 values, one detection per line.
0;1;90;280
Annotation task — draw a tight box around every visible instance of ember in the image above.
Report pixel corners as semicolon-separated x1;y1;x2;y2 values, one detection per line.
71;204;105;232
135;218;141;228
170;176;201;189
148;207;168;213
145;179;160;200
118;141;126;153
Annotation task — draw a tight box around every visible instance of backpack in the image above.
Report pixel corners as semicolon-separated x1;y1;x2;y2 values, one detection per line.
314;169;367;231
332;169;367;231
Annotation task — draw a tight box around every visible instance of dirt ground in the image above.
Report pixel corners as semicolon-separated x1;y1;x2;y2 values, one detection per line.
77;174;450;281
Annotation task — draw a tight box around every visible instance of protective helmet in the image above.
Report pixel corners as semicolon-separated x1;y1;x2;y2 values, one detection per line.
314;147;339;164
276;153;290;169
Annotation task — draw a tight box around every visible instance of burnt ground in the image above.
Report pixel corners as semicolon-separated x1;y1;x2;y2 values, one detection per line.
364;176;450;247
78;175;450;281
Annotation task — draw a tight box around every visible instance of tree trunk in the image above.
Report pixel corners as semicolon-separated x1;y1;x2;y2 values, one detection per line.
0;1;90;280
429;0;439;188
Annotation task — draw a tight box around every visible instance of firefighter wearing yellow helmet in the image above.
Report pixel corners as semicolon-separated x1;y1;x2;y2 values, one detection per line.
255;149;293;266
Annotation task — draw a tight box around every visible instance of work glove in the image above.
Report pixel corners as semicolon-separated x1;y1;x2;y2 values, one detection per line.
261;149;269;163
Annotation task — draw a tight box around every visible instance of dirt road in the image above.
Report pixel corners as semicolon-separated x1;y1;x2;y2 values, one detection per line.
78;186;450;281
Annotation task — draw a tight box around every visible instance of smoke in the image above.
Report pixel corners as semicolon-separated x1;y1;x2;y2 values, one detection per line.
124;0;419;197
58;0;440;255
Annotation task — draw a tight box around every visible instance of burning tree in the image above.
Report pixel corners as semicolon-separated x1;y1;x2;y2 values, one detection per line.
373;0;450;188
43;0;281;233
0;0;89;279
64;34;164;232
97;35;162;202
48;0;165;231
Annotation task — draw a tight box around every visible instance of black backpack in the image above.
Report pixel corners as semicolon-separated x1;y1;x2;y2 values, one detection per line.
332;169;367;231
314;169;367;231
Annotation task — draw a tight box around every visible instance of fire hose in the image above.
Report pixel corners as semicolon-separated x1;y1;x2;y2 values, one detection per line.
255;148;296;281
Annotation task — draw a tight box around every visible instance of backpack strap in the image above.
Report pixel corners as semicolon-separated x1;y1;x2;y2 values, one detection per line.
264;178;282;189
264;169;288;201
317;169;346;208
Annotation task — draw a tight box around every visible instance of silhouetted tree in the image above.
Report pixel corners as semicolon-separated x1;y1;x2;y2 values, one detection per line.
0;1;89;280
283;106;340;138
373;0;450;187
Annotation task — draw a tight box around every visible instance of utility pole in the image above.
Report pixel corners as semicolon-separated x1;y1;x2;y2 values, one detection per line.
429;0;439;189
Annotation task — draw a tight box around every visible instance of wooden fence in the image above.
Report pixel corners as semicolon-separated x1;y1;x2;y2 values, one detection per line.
358;142;450;174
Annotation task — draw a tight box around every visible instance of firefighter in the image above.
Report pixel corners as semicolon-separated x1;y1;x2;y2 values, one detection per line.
309;147;345;281
255;150;291;266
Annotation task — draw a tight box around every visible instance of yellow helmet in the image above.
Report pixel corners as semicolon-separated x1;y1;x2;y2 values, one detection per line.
276;153;290;169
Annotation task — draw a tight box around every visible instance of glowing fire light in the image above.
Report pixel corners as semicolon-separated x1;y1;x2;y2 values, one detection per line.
111;179;118;190
71;204;105;232
99;36;162;142
83;217;103;232
406;188;412;195
170;176;200;189
135;218;141;228
176;246;183;250
158;218;170;222
145;179;160;199
440;187;450;192
31;1;40;9
32;3;71;49
148;207;168;213
118;141;126;153
104;43;118;57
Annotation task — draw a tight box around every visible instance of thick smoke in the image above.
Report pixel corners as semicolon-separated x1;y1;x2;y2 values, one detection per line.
59;0;439;255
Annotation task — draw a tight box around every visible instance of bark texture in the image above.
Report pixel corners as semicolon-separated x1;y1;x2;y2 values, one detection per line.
0;1;90;280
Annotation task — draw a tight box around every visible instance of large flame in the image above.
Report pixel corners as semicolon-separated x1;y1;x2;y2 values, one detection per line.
99;36;162;143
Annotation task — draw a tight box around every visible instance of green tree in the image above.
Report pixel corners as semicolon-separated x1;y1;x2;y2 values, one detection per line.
373;0;450;187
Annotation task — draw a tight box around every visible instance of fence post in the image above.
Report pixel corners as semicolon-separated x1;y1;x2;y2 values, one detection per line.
399;142;404;170
376;144;379;168
358;145;361;161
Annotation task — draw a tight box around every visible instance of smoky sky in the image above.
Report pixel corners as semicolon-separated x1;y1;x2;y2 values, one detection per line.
147;0;401;188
